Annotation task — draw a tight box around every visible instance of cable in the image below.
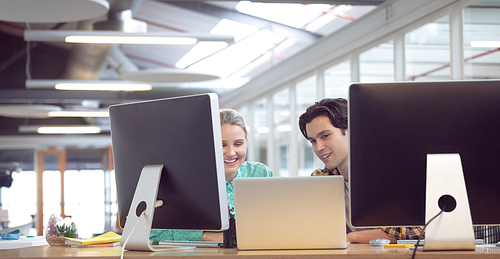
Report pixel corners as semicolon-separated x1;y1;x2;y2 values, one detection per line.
119;201;161;259
25;22;32;80
410;209;445;259
120;209;146;259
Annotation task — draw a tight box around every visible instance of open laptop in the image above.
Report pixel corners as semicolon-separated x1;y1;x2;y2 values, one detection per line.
233;176;348;250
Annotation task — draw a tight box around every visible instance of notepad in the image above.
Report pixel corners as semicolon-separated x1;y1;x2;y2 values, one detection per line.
65;231;121;246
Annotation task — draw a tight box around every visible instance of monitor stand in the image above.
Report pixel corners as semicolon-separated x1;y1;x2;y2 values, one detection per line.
424;153;475;251
120;164;194;252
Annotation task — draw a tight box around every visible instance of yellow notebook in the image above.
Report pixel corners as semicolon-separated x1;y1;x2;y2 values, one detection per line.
65;232;121;246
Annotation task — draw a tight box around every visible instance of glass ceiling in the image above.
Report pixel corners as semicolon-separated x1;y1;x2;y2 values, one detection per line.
176;1;377;87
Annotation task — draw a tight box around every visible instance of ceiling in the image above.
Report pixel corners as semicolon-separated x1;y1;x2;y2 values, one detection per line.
0;0;383;154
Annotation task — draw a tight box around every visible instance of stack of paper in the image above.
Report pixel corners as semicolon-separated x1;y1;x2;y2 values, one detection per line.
0;236;48;250
65;232;121;247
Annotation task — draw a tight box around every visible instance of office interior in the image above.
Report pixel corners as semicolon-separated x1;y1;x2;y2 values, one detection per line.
0;0;499;240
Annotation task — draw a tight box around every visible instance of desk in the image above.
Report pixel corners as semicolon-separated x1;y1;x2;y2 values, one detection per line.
0;244;499;259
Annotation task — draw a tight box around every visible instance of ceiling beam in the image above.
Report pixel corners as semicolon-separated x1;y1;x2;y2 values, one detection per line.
0;88;212;105
163;0;385;4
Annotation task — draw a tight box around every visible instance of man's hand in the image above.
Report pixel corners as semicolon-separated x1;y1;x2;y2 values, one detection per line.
347;229;397;244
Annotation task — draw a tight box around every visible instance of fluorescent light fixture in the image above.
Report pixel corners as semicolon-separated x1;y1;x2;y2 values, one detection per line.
48;111;109;117
470;41;500;48
65;35;197;44
0;104;61;118
257;127;269;134
55;83;152;91
24;30;234;44
121;68;219;83
37;126;102;134
279;111;291;117
26;79;152;91
277;125;292;132
19;125;109;134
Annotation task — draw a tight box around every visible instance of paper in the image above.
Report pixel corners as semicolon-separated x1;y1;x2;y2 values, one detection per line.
0;236;48;250
65;231;121;246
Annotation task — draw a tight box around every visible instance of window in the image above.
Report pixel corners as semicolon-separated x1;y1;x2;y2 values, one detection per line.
64;170;105;238
405;16;451;81
296;75;318;176
273;88;290;176
0;170;37;232
360;40;394;82
42;170;61;230
463;1;500;79
252;98;269;165
325;60;350;98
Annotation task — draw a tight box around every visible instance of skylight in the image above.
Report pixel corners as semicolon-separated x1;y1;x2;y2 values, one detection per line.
186;29;285;78
176;1;377;81
235;1;332;29
178;18;291;78
176;19;258;69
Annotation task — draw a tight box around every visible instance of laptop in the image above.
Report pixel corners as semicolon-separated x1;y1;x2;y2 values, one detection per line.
233;176;348;250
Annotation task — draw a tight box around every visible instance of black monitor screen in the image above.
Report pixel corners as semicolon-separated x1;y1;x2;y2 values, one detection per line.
109;93;228;231
349;80;500;228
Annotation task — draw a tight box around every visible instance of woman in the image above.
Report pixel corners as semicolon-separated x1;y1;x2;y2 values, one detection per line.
150;109;273;242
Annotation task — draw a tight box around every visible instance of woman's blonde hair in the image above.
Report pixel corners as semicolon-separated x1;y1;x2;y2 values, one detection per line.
220;109;248;138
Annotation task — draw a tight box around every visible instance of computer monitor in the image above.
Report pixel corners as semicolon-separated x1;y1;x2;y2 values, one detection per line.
109;93;229;251
348;80;500;250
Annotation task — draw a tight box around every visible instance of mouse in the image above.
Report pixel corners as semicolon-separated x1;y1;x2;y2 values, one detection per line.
369;238;391;246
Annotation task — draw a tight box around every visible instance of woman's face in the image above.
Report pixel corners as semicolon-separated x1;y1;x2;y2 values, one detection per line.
221;124;248;175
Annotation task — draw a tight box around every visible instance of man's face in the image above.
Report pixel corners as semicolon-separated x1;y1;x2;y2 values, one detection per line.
305;116;349;174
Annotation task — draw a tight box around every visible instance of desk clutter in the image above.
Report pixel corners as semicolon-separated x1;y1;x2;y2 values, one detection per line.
44;214;121;247
0;229;20;240
45;214;78;246
64;231;121;247
0;236;48;250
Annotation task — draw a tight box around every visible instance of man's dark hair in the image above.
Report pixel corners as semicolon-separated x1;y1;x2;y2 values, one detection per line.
298;98;348;139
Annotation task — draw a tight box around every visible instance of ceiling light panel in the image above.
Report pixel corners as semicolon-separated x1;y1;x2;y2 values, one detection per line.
55;83;152;91
48;111;109;118
19;125;109;134
24;30;234;44
26;79;152;91
37;126;102;134
65;36;197;45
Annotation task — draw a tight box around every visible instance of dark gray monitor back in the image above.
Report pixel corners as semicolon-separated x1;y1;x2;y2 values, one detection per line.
109;93;227;231
349;80;500;228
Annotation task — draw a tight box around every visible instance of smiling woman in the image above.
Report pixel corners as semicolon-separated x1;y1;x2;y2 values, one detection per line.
220;109;249;182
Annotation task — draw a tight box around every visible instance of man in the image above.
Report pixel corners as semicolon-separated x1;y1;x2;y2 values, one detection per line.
298;98;423;244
